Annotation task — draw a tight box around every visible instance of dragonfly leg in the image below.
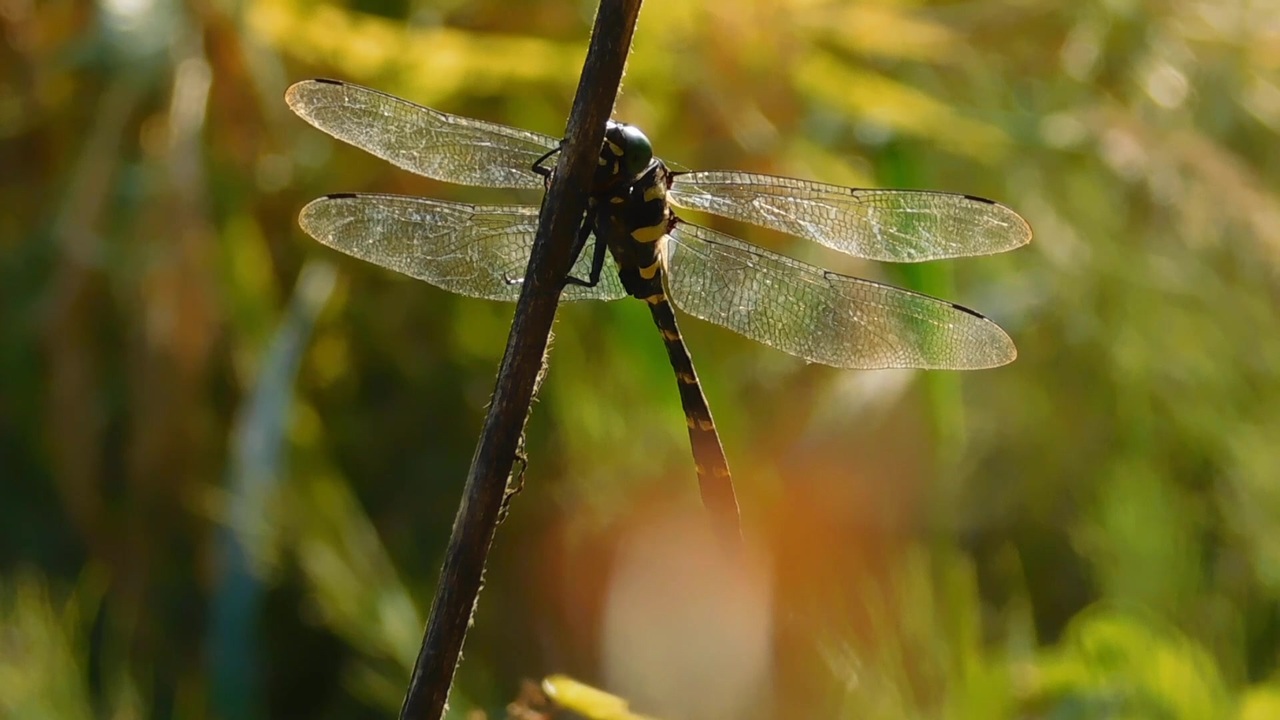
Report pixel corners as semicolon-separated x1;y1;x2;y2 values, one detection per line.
531;143;564;179
497;207;602;289
562;209;607;288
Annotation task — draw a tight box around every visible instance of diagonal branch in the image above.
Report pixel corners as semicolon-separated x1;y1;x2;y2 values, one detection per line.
398;1;644;718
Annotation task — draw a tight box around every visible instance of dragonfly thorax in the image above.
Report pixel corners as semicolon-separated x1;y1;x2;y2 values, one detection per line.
595;152;675;300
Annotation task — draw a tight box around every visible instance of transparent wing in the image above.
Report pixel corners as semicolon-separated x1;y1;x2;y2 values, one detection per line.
668;171;1031;262
663;222;1016;369
298;194;627;302
286;79;560;189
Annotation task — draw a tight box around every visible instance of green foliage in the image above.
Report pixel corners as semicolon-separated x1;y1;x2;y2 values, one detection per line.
3;0;1280;717
1030;609;1231;719
0;573;144;719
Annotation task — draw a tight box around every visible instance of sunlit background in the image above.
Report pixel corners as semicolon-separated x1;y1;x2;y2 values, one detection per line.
4;0;1280;717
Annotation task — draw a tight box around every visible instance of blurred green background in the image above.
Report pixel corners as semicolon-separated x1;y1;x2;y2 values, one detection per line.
4;0;1280;718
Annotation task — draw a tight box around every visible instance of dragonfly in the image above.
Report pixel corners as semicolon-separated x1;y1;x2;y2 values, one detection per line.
285;78;1030;528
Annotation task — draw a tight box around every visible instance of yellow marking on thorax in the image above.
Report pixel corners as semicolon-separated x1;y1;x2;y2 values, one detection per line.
643;293;666;305
630;223;667;244
643;182;666;203
638;259;661;280
606;141;623;156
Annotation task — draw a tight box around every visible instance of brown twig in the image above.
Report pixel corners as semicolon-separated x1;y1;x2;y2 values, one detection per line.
398;2;643;718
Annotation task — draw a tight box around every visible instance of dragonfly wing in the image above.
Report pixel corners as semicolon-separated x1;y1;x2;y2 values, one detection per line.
286;79;560;189
668;171;1031;262
299;194;627;302
662;222;1016;369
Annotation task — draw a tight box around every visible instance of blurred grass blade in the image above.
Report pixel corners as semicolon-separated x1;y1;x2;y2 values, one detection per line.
208;261;337;720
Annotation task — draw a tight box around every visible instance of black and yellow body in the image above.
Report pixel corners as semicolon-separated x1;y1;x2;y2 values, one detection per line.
579;123;741;532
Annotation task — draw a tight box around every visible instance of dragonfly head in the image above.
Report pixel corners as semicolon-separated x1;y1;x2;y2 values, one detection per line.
603;121;654;181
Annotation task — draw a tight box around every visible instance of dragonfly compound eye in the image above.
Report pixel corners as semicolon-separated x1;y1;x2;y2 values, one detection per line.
615;124;653;178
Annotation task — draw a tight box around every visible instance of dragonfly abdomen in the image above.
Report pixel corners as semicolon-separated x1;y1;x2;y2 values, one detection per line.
644;292;739;528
